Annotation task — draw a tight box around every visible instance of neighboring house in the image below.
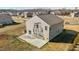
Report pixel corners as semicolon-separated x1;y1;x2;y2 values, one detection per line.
0;14;14;26
25;10;51;17
19;12;28;18
19;14;64;48
27;12;33;17
70;12;79;17
8;12;20;16
50;12;55;15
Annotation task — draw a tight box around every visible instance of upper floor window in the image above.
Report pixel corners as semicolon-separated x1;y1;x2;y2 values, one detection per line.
45;26;47;30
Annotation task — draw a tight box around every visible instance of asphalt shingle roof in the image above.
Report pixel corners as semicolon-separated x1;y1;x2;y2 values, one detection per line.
38;14;64;26
0;14;14;25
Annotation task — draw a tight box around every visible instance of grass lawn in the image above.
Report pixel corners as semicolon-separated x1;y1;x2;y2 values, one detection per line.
0;34;40;51
0;23;73;51
0;33;72;51
41;42;72;51
0;16;79;51
0;23;40;51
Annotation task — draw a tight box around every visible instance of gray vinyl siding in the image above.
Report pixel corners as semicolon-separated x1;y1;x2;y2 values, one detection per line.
49;22;63;40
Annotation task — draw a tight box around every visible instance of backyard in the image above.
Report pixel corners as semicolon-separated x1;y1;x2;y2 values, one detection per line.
0;16;79;51
0;22;74;51
0;22;78;51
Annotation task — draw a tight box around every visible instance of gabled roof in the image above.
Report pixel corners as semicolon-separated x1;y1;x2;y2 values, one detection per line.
37;14;64;26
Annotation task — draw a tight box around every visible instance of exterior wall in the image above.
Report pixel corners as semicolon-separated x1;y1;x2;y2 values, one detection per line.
74;13;79;17
26;16;49;40
70;13;75;17
49;21;64;40
70;12;79;17
23;12;28;18
50;12;55;15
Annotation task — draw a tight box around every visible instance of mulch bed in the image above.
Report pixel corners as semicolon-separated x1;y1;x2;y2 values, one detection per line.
50;29;78;43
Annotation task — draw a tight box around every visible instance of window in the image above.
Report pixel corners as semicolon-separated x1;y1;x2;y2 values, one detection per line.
50;27;51;31
45;26;47;30
29;30;31;34
36;24;39;28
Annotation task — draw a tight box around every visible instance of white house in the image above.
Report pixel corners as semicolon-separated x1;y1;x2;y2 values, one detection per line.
70;12;79;17
19;14;64;48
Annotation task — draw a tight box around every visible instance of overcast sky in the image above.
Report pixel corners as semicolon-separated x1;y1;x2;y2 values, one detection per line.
0;0;78;10
0;7;77;10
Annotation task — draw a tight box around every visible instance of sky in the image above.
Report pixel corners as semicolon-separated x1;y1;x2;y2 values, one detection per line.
0;0;78;9
0;7;77;10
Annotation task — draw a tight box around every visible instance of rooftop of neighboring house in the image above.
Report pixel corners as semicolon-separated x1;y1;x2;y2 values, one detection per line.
0;14;14;25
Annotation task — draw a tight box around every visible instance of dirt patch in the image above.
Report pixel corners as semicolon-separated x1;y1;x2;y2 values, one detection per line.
50;29;78;43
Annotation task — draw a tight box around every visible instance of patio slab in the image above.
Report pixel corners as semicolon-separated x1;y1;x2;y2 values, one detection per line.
19;34;48;48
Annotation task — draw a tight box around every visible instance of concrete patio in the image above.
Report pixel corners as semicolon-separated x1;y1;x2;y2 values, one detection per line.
19;34;48;48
